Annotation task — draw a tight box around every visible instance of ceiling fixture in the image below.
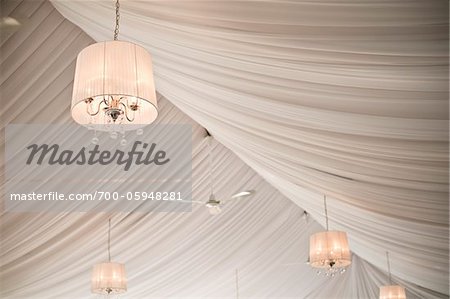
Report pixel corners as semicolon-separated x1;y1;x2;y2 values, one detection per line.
379;252;406;299
91;218;127;295
309;195;351;276
205;135;220;215
72;0;157;131
192;135;255;215
0;16;23;32
204;193;223;215
200;190;255;215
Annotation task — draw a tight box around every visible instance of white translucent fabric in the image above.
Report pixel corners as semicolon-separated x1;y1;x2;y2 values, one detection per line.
72;41;157;128
379;285;407;299
91;262;127;294
0;0;448;298
49;0;448;295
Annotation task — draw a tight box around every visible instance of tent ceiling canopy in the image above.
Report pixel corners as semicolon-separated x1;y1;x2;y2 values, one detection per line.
1;0;448;298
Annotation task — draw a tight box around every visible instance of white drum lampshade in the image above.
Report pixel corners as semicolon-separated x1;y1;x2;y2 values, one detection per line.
379;285;406;299
72;41;157;130
91;262;127;294
309;231;351;270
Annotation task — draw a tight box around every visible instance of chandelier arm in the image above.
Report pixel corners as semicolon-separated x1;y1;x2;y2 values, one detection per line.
86;98;104;116
114;0;120;40
121;102;135;122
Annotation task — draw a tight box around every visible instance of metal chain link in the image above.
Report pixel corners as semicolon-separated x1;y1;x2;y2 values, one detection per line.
114;0;120;40
324;195;329;231
108;218;111;262
386;251;392;284
208;136;213;195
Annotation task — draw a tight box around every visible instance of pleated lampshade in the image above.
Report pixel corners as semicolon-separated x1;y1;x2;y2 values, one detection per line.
91;262;127;294
72;40;157;130
379;285;406;299
309;230;351;268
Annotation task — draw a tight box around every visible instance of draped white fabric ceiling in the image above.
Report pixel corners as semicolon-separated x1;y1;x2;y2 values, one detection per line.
1;0;448;298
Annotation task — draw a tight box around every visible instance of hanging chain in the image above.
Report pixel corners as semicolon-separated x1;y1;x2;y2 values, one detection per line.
386;251;392;284
208;137;214;195
108;218;111;262
324;195;329;231
113;0;120;40
235;269;239;299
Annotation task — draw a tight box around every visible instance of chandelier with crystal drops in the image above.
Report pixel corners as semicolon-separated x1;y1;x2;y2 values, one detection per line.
309;195;351;276
91;218;127;295
72;0;157;131
379;252;406;299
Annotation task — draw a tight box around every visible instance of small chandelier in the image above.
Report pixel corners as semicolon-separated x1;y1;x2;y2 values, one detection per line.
309;195;351;276
72;0;157;131
91;219;127;295
379;252;406;299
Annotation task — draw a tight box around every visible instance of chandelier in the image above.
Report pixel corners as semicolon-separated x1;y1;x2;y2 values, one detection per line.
72;0;157;131
309;195;351;276
91;219;127;295
379;252;406;299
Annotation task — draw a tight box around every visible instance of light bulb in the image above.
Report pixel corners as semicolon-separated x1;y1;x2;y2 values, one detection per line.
136;128;144;136
91;137;99;145
110;131;118;139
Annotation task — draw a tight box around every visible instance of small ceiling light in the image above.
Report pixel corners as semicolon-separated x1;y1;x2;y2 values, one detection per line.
309;195;351;276
91;219;127;295
205;193;222;216
0;16;25;34
379;252;406;299
0;16;21;27
72;0;157;131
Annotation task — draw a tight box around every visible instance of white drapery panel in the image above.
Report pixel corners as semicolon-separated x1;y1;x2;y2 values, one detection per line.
1;0;448;297
49;0;449;295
